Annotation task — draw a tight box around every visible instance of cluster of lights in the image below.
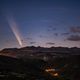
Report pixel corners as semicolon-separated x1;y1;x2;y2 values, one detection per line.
45;68;59;77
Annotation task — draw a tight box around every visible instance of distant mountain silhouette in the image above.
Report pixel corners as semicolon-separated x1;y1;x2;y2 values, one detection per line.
0;46;80;59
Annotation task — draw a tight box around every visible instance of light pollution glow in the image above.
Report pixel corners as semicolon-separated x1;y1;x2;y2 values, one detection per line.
7;16;23;47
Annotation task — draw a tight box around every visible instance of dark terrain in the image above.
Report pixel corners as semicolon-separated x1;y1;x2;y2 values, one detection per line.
0;47;80;80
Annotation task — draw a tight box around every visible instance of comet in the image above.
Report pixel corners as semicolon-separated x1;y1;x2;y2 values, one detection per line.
7;16;23;47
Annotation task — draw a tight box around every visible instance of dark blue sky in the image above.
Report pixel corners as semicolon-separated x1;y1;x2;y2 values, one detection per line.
0;0;80;49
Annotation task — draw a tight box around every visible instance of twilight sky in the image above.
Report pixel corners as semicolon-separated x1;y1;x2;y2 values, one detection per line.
0;0;80;49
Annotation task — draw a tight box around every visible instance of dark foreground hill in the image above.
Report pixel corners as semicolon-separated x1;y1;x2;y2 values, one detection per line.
0;55;49;80
0;55;80;80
